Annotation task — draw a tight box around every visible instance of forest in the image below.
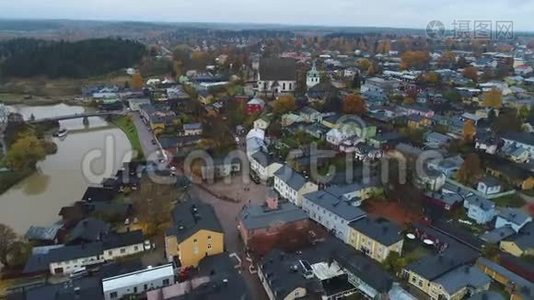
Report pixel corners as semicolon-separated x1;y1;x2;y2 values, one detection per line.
0;38;146;78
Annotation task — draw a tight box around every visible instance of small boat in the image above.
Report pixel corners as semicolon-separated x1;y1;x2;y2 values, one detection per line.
54;128;68;138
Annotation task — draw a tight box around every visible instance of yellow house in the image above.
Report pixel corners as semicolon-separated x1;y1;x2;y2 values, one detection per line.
347;216;403;263
165;198;224;268
500;223;534;257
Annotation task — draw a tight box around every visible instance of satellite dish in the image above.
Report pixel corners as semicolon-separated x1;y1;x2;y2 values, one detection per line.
423;239;434;245
406;233;416;240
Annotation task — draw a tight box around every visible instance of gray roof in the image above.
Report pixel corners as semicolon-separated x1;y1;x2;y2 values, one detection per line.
466;194;495;211
478;176;501;187
304;190;366;221
467;291;505;300
259;58;297;81
183;122;202;130
102;230;145;250
25;224;62;241
274;165;308;191
501;132;534;146
166;196;223;241
49;242;103;263
349;217;403;246
479;226;516;244
67;218;110;243
250;151;280;168
506;222;534;250
498;208;531;226
477;257;534;294
425;191;464;206
434;266;491;295
239;202;308;230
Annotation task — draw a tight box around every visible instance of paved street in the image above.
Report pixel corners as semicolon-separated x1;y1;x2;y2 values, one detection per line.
130;112;161;160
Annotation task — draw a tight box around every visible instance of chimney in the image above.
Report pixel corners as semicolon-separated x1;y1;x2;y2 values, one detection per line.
266;190;279;210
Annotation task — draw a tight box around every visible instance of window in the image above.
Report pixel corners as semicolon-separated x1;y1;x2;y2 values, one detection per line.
163;279;170;286
110;292;118;299
144;284;148;291
193;246;199;254
120;248;126;254
133;287;138;293
193;239;198;243
208;244;212;250
134;246;139;251
108;251;112;256
207;235;212;240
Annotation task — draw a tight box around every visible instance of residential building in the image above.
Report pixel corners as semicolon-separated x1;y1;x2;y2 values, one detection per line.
495;208;532;232
500;223;534;257
249;151;283;181
299;106;322;123
427;155;464;178
254;114;272;130
347;217;404;263
127;98;151;111
48;243;104;275
101;230;148;261
415;167;446;191
302;190;366;242
200;157;242;180
501;132;534;161
247;97;265;115
485;156;534;190
238;191;311;255
428;266;491;300
273;165;318;206
165;197;224;268
257;58;297;96
146;254;251;300
476;176;502;195
464;195;497;225
182;123;202;136
476;257;534;300
102;264;175;300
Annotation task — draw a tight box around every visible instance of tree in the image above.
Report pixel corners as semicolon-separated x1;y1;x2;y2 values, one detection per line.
438;51;456;68
457;153;483;185
367;63;377;76
463;119;477;142
400;51;430;70
420;72;441;86
483;88;503;109
342;94;366;115
403;96;415;105
463;66;479;82
272;95;297;115
0;224;18;268
382;252;407;275
492;109;523;134
443;89;462;102
357;58;371;72
131;73;144;90
6;133;46;171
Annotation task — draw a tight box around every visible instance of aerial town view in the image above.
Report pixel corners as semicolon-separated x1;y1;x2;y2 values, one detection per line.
1;1;534;300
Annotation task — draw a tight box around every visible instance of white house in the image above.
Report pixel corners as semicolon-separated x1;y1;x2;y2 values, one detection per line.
495;208;532;232
182;123;203;136
127;98;151;111
501;132;534;162
273;165;318;207
326;128;357;146
250;151;283;181
302;190;367;243
102;264;175;300
464;195;497;225
477;177;502;196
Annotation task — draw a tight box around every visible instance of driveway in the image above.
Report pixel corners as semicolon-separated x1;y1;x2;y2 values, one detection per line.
130;112;161;161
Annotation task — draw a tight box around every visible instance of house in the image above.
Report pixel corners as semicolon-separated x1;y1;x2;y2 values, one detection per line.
66;218;110;245
428;266;491;300
182;122;202;136
306;82;339;103
306;62;321;89
477;176;502;195
299;106;322;123
427;155;464;178
47;242;105;275
102;264;175;300
82;187;117;202
249;151;283;181
326;128;358;146
353;142;383;160
238;191;310;255
406;114;431;129
398;104;435;118
25;224;62;244
257;238;394;300
146;254;251;300
127;98;151;111
9;276;103;300
495;208;532;232
273;165;318;206
101;230;148;261
415;167;446;191
164;196;224;268
475;132;499;154
500;222;534;257
485;156;534;190
254;114;272;130
424;131;452;149
247;97;265;115
425;191;464;212
246;128;266;158
347;217;404;263
200;157;242;180
403;225;481;299
257;58;297;96
476;257;534;300
302;190;366;243
464;195;497;224
501;132;534;161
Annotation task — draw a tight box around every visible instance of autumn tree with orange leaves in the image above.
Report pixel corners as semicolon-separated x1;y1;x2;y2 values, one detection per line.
342;94;367;115
400;51;430;70
463;66;478;82
463;119;477;142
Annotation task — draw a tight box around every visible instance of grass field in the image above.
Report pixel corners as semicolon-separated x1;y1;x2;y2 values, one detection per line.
111;115;144;160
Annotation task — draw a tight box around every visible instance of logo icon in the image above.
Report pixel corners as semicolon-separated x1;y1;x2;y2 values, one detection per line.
426;20;445;39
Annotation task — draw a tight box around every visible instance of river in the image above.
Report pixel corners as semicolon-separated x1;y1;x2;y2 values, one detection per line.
0;104;133;234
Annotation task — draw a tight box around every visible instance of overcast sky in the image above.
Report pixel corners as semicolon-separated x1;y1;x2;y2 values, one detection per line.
2;0;534;31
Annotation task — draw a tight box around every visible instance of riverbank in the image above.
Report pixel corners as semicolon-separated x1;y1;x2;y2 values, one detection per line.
111;115;144;160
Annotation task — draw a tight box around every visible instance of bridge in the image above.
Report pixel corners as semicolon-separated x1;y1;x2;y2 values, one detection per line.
29;111;126;123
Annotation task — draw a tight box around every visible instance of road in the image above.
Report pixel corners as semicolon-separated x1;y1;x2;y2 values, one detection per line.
130;112;161;160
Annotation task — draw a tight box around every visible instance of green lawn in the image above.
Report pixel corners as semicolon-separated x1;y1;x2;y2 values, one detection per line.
111;116;144;160
493;194;526;208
